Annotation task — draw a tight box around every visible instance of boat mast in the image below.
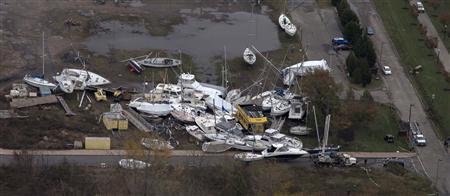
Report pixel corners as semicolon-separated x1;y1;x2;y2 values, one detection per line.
313;105;320;147
42;32;45;76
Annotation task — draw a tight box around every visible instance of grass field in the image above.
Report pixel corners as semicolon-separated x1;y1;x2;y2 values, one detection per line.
373;0;450;138
286;103;410;152
0;157;433;195
423;0;450;50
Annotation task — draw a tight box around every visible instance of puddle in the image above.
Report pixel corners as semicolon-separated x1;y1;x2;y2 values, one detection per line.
82;8;281;82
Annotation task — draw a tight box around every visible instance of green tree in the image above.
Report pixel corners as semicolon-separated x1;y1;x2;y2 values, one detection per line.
359;58;372;86
337;0;349;14
340;8;359;27
346;52;358;75
354;35;377;68
332;0;342;6
343;21;362;43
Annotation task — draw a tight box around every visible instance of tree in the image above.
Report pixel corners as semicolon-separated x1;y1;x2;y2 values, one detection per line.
343;21;362;43
439;12;450;26
340;9;359;27
359;58;372;86
332;0;342;6
300;70;341;125
346;52;358;76
337;0;350;15
353;35;377;68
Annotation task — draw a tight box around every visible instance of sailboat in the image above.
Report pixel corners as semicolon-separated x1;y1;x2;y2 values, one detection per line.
128;97;173;116
23;32;57;90
53;68;110;93
278;14;297;36
243;48;256;65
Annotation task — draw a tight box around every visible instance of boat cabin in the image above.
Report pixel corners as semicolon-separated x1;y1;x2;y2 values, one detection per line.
235;104;268;133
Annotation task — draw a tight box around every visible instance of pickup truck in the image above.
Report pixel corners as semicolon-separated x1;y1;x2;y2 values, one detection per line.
414;134;427;146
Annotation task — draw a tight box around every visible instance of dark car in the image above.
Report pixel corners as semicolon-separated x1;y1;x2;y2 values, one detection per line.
332;37;350;45
384;134;394;143
445;137;450;148
383;158;405;168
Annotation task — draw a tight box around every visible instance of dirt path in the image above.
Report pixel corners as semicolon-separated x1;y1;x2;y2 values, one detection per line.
349;0;450;194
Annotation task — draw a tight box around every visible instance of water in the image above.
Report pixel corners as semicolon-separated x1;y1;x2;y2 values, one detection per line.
82;8;281;80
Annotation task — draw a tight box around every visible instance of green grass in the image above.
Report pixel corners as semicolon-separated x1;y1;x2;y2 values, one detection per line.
288;104;409;152
423;0;450;50
374;0;450;138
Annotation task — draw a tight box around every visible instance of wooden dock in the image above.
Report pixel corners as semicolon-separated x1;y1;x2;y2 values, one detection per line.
56;96;76;116
122;108;153;132
10;95;58;108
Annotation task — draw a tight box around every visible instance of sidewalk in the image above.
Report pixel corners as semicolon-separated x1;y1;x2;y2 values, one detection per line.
411;0;450;73
0;148;416;158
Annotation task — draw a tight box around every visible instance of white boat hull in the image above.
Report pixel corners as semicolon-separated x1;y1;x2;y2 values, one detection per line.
23;75;57;90
243;48;256;65
138;58;182;68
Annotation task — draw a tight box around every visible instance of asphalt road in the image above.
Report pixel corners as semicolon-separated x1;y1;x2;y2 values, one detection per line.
288;0;350;98
348;0;450;194
0;153;417;172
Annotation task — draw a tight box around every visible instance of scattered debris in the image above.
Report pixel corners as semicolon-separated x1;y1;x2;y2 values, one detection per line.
10;95;58;108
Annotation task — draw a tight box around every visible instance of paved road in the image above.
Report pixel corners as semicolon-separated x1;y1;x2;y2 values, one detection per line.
289;0;350;98
349;0;450;194
410;0;450;73
0;150;417;172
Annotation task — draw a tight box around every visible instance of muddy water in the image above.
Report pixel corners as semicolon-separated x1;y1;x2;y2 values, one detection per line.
82;7;281;82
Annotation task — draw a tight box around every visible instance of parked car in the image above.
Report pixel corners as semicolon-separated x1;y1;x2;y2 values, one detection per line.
367;27;374;35
334;44;352;51
444;137;450;148
383;158;405;168
384;134;394;143
382;66;392;75
332;37;350;45
414;134;427;146
416;2;425;13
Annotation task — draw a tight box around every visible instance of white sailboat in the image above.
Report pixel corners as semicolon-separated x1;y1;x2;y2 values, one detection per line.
24;74;57;90
195;115;218;134
261;95;281;111
278;14;297;36
53;68;110;93
271;100;291;116
170;103;197;123
185;125;206;141
23;32;57;90
128;97;173;116
243;48;256;65
178;73;225;97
